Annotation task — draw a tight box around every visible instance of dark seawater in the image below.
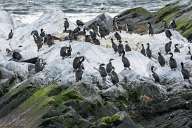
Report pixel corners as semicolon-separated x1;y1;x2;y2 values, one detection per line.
0;0;176;15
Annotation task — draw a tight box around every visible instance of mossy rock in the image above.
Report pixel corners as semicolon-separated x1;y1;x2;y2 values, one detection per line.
0;85;37;118
155;4;179;23
101;114;122;125
118;7;152;19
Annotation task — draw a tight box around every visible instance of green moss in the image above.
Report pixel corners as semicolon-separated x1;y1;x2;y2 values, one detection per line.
0;85;37;118
49;87;84;107
119;7;152;18
100;114;122;125
156;5;179;22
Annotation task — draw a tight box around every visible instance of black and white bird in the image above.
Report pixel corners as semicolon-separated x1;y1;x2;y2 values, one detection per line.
75;65;84;82
151;66;160;83
99;64;107;81
158;52;166;67
181;62;191;83
118;40;124;56
12;51;22;61
169;52;177;70
146;43;152;59
165;29;172;40
111;38;118;53
187;46;191;55
60;45;72;59
174;44;180;53
106;59;114;74
141;44;146;56
110;67;119;85
165;41;172;54
122;51;131;70
148;22;154;36
73;55;85;71
114;32;121;41
35;58;46;73
7;29;13;40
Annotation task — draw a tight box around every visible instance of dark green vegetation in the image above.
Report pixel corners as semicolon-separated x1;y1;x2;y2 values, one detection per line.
0;81;192;128
117;0;192;40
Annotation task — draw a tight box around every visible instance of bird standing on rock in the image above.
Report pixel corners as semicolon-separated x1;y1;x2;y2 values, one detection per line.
114;32;121;41
141;44;146;56
106;59;114;74
158;52;166;67
181;62;191;83
165;41;172;54
99;64;107;81
111;38;118;54
73;53;85;71
122;51;131;70
169;52;177;70
64;18;69;32
187;46;191;55
60;45;72;59
75;64;84;82
165;29;172;40
174;44;180;53
151;66;160;83
148;22;154;36
146;43;152;59
110;67;119;85
7;29;13;40
118;40;124;56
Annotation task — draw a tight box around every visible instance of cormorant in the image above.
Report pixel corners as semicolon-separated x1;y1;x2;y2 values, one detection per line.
146;43;152;59
181;62;191;83
125;41;131;52
99;64;107;81
122;51;131;70
169;52;177;70
12;51;22;61
151;66;160;83
165;41;172;54
111;38;118;53
141;44;146;56
60;45;72;59
169;20;177;30
35;58;46;73
148;22;154;36
7;29;13;40
158;52;166;67
174;44;180;53
73;55;85;71
118;40;124;56
40;29;45;38
187;46;191;55
75;65;84;82
106;59;114;74
110;67;119;85
64;18;69;32
165;29;172;40
114;32;121;41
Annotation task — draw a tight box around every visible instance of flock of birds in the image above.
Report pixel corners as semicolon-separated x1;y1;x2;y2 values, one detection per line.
4;17;192;85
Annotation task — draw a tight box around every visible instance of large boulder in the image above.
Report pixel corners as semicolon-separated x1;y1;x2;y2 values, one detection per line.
86;13;113;36
116;7;154;34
